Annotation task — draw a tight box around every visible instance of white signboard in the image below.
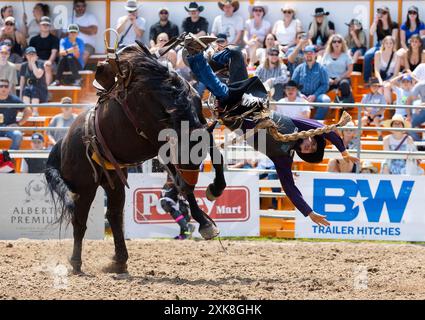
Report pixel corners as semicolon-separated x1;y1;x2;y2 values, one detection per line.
124;172;259;238
295;172;425;241
0;174;104;240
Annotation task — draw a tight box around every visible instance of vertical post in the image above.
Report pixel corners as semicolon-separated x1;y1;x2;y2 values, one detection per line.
369;0;375;48
356;105;362;173
105;0;111;50
397;0;403;27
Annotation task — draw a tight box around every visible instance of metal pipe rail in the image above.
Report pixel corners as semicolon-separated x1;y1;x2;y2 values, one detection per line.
0;103;93;108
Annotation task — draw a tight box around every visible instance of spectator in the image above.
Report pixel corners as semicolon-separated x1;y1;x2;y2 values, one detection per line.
359;161;378;174
182;2;209;37
116;0;146;48
47;96;76;146
0;150;14;173
0;45;17;94
321;34;354;103
291;45;330;120
211;0;243;46
54;24;84;86
400;34;425;73
406;80;425;140
360;77;386;140
307;8;335;53
286;31;311;75
150;33;177;69
382;115;422;175
344;19;367;65
19;46;47;109
255;47;288;101
275;80;310;118
399;6;425;53
21;132;47;173
0;79;31;150
0;6;23;33
364;6;399;82
149;7;179;48
339;121;359;150
70;0;98;67
272;4;302;53
327;122;359;173
252;33;279;67
244;2;271;66
1;38;23;65
25;3;50;40
0;17;26;57
384;73;414;119
29;16;59;85
374;36;400;83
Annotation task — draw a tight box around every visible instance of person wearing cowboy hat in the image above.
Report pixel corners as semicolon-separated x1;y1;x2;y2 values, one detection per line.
361;77;386;140
382;114;422;175
275;80;311;118
182;2;208;37
116;0;146;48
344;18;367;65
149;7;179;48
212;0;244;45
307;7;335;51
272;4;302;53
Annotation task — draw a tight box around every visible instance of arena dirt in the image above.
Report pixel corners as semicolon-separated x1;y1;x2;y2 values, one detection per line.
1;239;425;300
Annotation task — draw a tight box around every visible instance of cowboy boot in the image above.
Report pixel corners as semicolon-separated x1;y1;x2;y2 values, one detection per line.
183;33;217;55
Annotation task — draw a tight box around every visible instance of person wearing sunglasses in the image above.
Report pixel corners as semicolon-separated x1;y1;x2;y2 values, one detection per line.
150;32;177;69
149;7;179;49
0;45;17;94
399;6;425;53
0;78;31;150
244;2;271;65
255;46;288;101
321;34;354;104
212;0;244;46
272;4;302;53
307;8;335;55
0;16;26;57
364;6;399;82
344;19;367;65
116;0;146;48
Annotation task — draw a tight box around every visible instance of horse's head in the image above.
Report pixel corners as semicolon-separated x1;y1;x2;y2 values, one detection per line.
94;61;116;91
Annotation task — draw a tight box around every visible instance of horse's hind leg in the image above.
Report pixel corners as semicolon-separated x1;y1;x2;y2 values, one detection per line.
206;132;226;201
102;178;128;274
70;188;97;274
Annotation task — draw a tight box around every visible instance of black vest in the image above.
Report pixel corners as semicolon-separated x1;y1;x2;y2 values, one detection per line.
247;112;298;158
24;158;47;173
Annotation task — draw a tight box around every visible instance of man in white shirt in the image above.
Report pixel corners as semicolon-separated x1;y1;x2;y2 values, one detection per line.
211;0;244;46
70;0;98;66
116;0;146;48
276;80;311;118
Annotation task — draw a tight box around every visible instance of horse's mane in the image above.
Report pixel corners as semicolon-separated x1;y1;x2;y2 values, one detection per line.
117;45;200;128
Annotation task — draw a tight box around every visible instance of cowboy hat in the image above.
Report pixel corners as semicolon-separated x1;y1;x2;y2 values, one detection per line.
185;2;204;12
313;7;329;17
296;135;326;163
218;0;239;13
382;114;411;128
281;4;296;14
124;0;139;12
360;160;378;173
248;2;268;16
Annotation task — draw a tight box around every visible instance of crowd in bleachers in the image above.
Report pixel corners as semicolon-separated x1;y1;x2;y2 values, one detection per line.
0;0;425;177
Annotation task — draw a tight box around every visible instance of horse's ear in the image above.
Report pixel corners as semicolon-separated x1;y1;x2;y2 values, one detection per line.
135;40;152;57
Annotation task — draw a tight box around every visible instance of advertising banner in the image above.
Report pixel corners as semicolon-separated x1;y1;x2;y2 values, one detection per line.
124;172;259;238
295;172;425;241
0;174;104;240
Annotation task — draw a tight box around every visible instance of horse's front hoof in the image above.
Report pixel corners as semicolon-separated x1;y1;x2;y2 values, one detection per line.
69;258;82;274
102;261;128;274
206;184;218;201
199;222;220;240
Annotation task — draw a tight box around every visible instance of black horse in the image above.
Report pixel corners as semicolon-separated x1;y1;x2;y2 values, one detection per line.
45;43;226;274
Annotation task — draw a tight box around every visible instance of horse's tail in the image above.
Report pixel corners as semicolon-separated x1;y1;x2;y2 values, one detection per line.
45;139;78;224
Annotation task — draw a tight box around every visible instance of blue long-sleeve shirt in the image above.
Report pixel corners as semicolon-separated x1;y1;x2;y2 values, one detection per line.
243;117;345;217
292;62;329;98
